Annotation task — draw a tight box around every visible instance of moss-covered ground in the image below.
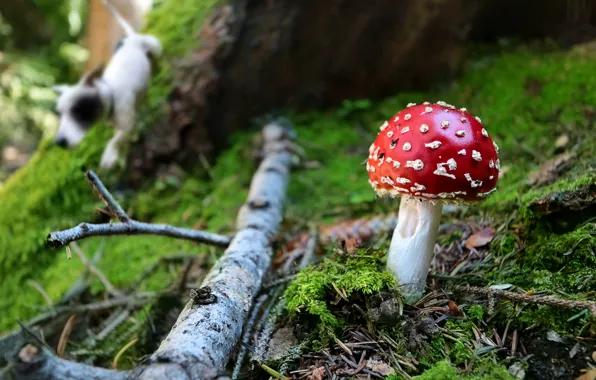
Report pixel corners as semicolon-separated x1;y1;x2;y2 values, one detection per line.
0;12;595;379
0;0;223;333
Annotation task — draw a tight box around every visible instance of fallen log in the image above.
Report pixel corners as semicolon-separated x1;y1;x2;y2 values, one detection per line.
11;119;297;379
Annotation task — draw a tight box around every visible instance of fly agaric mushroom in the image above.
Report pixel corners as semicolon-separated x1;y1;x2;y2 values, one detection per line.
366;101;500;301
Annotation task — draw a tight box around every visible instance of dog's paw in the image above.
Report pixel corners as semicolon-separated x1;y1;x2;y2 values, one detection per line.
99;148;120;170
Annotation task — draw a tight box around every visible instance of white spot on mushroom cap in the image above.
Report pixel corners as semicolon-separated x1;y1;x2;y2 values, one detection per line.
393;186;409;193
489;175;494;180
441;120;450;129
403;142;412;151
455;130;466;137
369;143;376;153
373;146;380;160
496;159;501;169
460;107;467;112
406;159;425;171
481;128;488;138
396;177;411;184
475;116;482;123
420;124;429;133
489;159;494;168
493;141;500;153
464;173;482;188
401;126;410;134
407;103;416;107
446;158;457;170
404;114;412;121
369;179;379;188
380;121;389;131
393;116;400;122
472;150;482;162
438;191;467;199
393;160;401;169
381;176;394;185
458;149;467;155
387;131;394;138
423;101;430;105
411;183;426;192
425;141;442;149
421;193;438;198
390;140;397;149
434;166;456;179
424;106;433;113
460;117;468;123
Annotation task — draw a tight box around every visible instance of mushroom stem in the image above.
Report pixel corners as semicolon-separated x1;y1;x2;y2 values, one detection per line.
387;196;442;302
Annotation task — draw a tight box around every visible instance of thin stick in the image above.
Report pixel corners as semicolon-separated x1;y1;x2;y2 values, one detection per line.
86;170;129;222
46;170;232;249
70;242;123;297
26;280;55;309
47;218;232;249
454;285;596;316
112;338;138;369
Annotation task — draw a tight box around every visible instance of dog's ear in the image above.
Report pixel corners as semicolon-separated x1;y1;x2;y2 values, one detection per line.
52;84;71;94
81;64;105;87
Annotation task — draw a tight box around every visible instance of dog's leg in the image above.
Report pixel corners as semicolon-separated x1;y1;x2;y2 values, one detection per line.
100;101;136;169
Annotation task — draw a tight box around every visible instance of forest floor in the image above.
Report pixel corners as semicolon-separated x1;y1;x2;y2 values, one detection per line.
1;24;596;380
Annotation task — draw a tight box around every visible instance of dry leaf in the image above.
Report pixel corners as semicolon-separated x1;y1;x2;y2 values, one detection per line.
309;366;325;380
527;152;573;186
576;369;596;380
366;359;395;376
465;227;496;250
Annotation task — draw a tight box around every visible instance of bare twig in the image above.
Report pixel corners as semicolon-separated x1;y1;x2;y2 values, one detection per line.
454;285;596;316
26;280;55;310
46;171;232;249
70;242;123;297
86;170;129;222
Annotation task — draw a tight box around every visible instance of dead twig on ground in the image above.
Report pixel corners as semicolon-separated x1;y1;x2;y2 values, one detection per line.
13;119;299;380
46;170;232;249
454;285;596;316
70;242;123;297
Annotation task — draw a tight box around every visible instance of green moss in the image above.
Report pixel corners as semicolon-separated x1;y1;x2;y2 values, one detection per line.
466;305;484;322
414;359;514;380
0;128;110;331
285;250;398;330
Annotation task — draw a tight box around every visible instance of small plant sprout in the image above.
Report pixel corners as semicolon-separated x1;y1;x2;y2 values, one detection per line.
366;101;500;302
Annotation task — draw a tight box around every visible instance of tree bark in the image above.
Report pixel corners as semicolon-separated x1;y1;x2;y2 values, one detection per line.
83;0;151;71
11;120;297;380
129;0;596;183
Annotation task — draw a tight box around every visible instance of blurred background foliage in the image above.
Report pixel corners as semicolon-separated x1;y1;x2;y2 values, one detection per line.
0;0;89;183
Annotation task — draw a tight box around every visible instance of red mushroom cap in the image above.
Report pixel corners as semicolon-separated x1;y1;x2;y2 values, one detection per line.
366;101;500;202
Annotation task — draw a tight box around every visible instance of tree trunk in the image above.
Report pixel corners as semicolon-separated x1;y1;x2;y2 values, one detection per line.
128;0;596;183
83;0;151;71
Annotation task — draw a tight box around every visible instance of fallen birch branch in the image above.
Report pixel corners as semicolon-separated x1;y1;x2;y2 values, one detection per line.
46;171;232;249
12;120;298;380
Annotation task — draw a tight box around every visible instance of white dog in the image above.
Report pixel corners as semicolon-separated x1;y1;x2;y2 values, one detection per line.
53;0;162;169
